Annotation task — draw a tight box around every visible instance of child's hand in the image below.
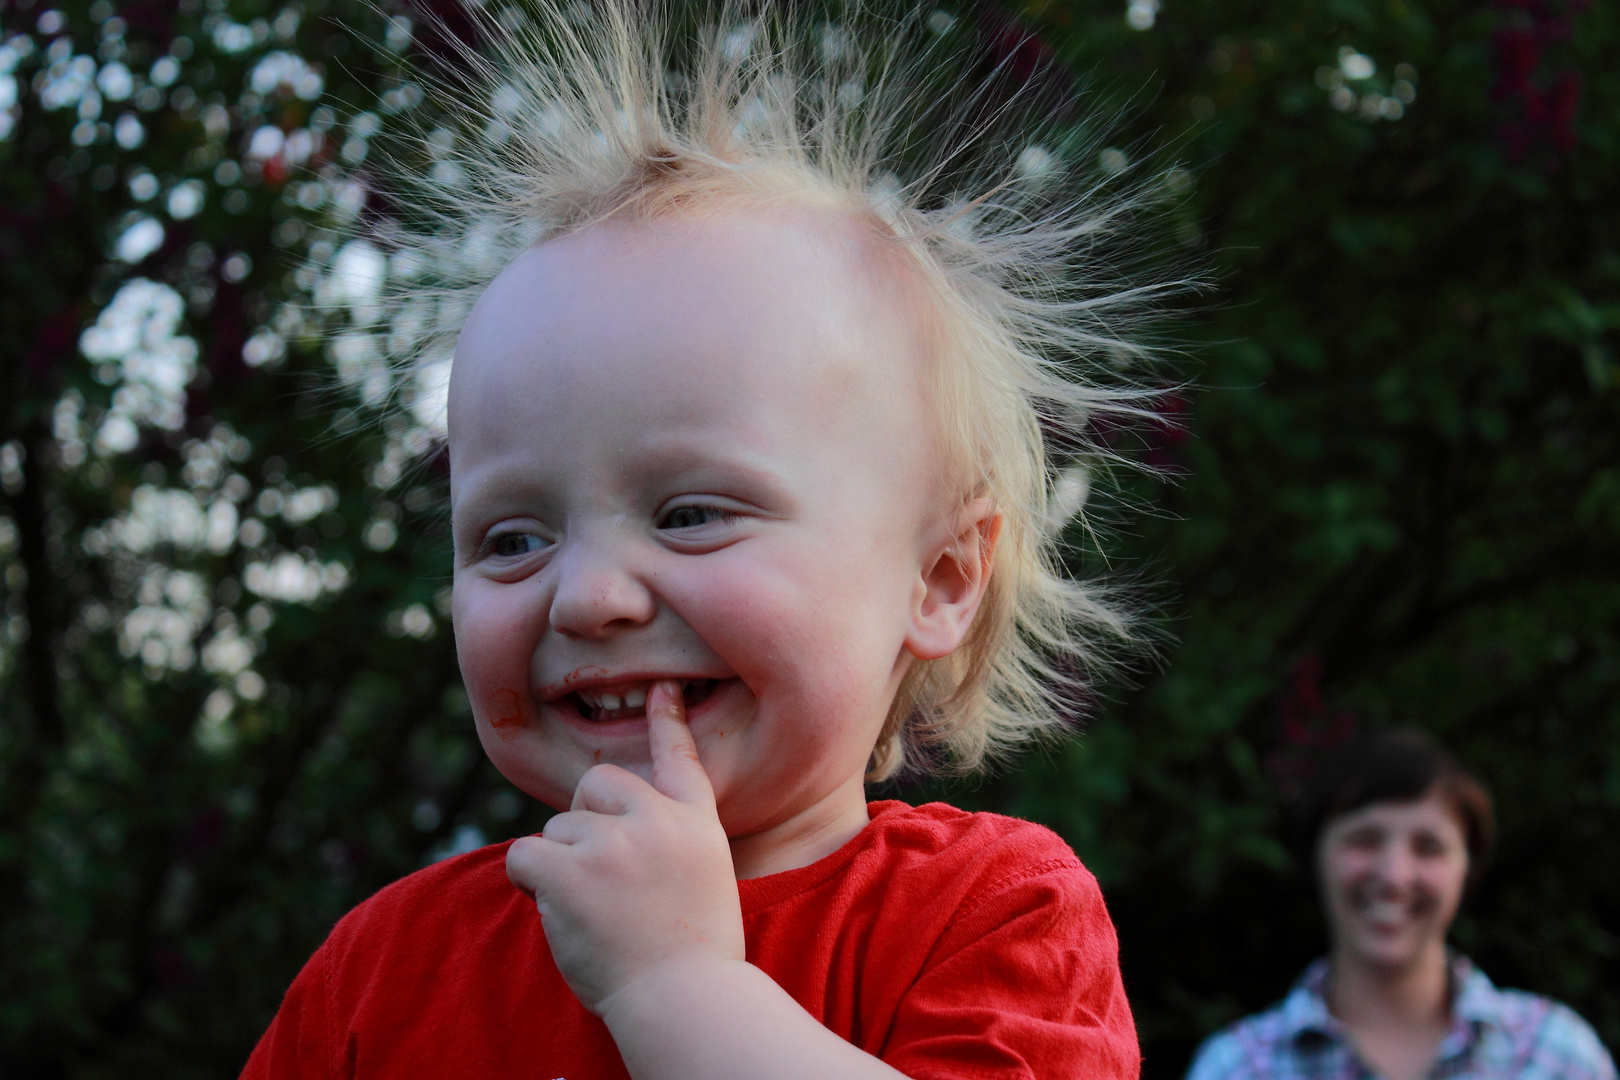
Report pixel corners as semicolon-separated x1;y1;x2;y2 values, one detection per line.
506;681;745;1015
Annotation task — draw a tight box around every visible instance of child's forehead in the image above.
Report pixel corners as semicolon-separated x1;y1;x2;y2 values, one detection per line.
449;206;939;437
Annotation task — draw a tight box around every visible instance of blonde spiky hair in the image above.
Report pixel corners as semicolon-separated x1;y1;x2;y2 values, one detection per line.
358;0;1181;780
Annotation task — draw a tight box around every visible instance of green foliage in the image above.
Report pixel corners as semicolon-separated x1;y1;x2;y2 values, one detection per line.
0;0;1615;1077
0;1;546;1073
903;0;1620;1072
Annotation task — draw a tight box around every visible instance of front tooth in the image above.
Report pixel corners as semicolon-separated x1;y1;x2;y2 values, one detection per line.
624;688;646;709
600;692;621;710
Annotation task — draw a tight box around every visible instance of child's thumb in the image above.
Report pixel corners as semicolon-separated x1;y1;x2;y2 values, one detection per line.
647;680;714;806
505;836;545;898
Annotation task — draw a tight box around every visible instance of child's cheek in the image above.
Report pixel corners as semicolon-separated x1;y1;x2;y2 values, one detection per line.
486;688;528;731
667;556;859;695
452;579;541;735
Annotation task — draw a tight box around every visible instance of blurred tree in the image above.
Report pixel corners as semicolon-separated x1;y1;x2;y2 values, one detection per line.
0;0;1614;1078
0;1;545;1075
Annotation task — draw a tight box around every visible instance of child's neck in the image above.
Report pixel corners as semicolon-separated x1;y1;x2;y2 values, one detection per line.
729;775;872;880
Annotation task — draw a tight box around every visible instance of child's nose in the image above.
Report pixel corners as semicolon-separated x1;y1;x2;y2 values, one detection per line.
547;538;657;638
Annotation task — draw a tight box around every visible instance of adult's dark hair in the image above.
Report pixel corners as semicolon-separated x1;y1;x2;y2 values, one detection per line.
1293;728;1495;889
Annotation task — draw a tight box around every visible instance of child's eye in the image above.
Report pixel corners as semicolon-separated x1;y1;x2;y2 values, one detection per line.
658;504;729;531
490;532;546;558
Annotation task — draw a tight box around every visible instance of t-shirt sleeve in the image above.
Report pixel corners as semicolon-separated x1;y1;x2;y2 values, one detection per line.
240;942;339;1080
879;855;1141;1080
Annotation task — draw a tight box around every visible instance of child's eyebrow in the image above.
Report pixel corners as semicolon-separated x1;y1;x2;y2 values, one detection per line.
449;445;797;521
452;460;551;502
615;442;797;512
448;465;558;530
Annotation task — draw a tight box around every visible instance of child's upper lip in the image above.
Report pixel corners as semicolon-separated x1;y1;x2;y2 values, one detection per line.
535;667;734;701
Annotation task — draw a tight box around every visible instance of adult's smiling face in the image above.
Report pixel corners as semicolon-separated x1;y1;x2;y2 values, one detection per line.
1317;790;1471;975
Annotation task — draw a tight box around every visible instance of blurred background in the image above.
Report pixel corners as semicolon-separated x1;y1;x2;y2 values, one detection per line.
1;0;1615;1075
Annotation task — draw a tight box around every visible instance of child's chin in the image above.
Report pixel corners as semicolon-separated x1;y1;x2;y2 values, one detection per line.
561;733;654;775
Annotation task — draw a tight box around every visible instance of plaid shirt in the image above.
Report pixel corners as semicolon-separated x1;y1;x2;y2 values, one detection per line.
1185;956;1617;1080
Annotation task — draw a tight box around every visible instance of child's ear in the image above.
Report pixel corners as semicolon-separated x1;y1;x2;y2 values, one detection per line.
905;498;1002;661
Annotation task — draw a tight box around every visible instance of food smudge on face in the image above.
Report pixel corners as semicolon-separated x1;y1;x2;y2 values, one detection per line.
488;689;527;732
557;666;611;689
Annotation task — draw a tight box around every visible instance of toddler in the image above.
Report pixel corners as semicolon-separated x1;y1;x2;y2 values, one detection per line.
245;3;1167;1077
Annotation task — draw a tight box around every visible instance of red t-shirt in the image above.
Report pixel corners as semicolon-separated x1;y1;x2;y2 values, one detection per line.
242;800;1139;1079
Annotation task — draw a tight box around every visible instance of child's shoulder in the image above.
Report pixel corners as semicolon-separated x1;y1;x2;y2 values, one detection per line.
864;799;1085;876
323;840;527;952
738;801;1133;1077
814;799;1104;926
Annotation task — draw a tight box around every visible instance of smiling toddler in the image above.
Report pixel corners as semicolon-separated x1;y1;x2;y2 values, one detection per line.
244;4;1168;1078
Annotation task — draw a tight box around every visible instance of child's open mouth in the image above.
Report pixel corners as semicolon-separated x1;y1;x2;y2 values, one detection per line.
565;678;720;722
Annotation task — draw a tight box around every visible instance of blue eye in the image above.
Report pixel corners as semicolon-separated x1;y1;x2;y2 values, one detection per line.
490;532;545;557
659;505;727;530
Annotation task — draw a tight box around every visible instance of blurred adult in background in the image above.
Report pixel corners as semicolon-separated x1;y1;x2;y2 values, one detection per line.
1185;729;1616;1080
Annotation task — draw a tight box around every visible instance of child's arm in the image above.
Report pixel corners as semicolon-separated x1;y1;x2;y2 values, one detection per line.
506;682;910;1080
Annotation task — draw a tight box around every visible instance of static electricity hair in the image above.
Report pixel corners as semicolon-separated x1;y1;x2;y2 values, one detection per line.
362;0;1184;780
